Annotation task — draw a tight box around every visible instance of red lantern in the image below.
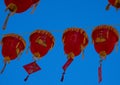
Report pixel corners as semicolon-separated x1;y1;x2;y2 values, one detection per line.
23;30;55;81
61;28;89;82
3;0;40;30
106;0;120;10
29;30;55;59
0;34;26;73
92;25;119;83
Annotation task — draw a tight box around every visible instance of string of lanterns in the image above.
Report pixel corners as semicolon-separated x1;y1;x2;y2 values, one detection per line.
0;25;119;82
0;0;120;83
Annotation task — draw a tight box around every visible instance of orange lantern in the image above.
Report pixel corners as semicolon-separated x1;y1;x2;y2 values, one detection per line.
92;25;119;83
61;28;88;82
3;0;40;30
0;34;26;73
106;0;120;10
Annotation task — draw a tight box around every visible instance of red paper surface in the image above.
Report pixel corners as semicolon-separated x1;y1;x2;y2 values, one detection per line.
23;62;41;74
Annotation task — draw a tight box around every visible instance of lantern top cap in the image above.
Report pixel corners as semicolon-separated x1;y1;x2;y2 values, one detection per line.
92;25;119;39
63;27;88;38
30;30;54;40
63;27;85;33
2;33;26;47
63;27;88;41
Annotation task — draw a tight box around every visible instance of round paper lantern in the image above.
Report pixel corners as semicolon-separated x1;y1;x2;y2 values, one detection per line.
3;0;40;30
106;0;120;10
1;34;26;73
61;28;88;82
92;25;119;83
29;30;55;59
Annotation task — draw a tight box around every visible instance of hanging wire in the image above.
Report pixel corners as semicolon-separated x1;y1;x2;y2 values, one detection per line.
0;62;7;74
0;24;120;36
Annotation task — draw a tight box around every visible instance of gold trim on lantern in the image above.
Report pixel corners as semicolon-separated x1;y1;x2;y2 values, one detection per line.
35;39;47;47
3;34;26;48
62;37;65;43
16;42;20;48
80;45;84;51
4;56;11;63
34;52;41;58
83;32;88;39
83;37;86;44
92;25;119;43
50;43;54;49
62;28;88;45
99;51;107;59
95;37;106;43
31;30;55;49
16;48;20;55
80;29;84;34
7;3;17;12
50;36;55;49
114;0;119;6
67;52;75;59
93;25;119;39
30;30;52;38
18;38;26;48
31;30;54;39
51;37;55;47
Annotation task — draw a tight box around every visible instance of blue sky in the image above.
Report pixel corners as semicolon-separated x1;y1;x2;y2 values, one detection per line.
0;0;120;85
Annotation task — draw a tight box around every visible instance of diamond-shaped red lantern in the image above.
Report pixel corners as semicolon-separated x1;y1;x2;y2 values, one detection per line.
23;62;41;75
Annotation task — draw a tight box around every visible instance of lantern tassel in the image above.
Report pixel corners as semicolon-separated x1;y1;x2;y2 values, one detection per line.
2;12;12;30
98;59;102;83
17;52;23;60
24;75;30;82
106;3;110;10
61;58;73;82
116;43;118;52
60;71;65;82
82;50;84;59
30;1;39;14
0;62;7;74
26;47;30;54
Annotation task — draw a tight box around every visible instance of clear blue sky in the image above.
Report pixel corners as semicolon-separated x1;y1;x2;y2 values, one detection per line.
0;0;120;85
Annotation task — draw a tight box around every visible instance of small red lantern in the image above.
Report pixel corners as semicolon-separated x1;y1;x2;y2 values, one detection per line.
3;0;40;30
61;28;89;82
92;25;119;83
0;34;26;73
106;0;120;10
29;30;55;59
23;30;55;81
